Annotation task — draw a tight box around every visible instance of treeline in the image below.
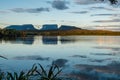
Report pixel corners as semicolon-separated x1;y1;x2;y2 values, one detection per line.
0;28;120;37
0;28;25;38
24;29;120;36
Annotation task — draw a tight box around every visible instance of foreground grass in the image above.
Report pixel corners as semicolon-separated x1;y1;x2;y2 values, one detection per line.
0;64;62;80
1;63;120;80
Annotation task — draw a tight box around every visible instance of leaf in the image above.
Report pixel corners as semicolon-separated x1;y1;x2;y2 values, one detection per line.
0;55;8;60
0;72;4;80
14;72;18;80
38;64;47;76
19;71;25;80
48;65;54;78
27;64;37;76
7;72;14;80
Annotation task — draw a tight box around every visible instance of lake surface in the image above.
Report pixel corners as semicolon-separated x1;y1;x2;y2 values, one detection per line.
0;36;120;80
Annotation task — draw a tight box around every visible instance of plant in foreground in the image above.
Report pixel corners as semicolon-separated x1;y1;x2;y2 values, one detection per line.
0;72;4;80
36;64;62;80
0;64;62;80
6;64;37;80
7;71;28;80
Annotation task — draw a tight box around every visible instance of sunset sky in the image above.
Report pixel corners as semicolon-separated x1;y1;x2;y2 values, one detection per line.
0;0;120;30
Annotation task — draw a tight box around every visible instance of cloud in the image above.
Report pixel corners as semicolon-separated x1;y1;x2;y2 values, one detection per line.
0;11;9;14
92;25;120;31
91;13;120;18
46;1;52;4
51;0;69;10
11;7;49;13
74;0;120;5
90;6;116;11
74;0;102;5
95;25;120;27
94;19;120;23
108;0;119;4
70;11;88;14
109;28;120;31
113;14;120;17
91;13;116;16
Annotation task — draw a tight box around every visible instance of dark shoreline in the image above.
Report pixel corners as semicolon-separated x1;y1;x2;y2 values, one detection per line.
22;29;120;36
0;29;120;37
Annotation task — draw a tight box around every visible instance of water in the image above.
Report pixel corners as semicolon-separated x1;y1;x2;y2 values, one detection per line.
0;36;120;79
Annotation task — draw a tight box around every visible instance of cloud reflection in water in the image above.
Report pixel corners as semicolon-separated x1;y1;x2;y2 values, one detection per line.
52;59;68;67
14;55;50;61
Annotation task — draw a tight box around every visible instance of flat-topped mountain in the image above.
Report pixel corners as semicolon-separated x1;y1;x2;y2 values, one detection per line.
59;25;81;30
41;24;58;30
5;24;81;31
5;24;36;30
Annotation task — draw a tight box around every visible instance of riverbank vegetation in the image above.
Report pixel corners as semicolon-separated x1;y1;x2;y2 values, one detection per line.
0;28;120;37
24;29;120;36
0;28;25;38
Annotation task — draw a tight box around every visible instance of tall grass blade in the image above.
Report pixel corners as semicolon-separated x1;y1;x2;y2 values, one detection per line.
48;65;54;78
0;55;8;60
27;64;37;76
14;72;18;80
38;64;47;76
0;72;4;80
19;71;25;80
7;72;14;80
52;65;62;79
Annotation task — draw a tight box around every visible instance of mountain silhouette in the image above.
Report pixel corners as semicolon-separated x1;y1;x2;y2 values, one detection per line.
5;24;81;31
59;25;81;30
5;24;36;30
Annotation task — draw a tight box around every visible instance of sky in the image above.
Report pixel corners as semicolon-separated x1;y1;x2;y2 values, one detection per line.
0;0;120;30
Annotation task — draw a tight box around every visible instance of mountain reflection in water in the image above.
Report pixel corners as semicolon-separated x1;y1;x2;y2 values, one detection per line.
0;36;79;45
0;36;120;45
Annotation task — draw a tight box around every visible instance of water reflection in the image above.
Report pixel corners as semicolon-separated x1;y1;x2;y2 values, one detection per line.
0;36;78;45
88;58;112;63
69;61;120;80
97;36;120;45
0;36;120;79
94;46;120;51
67;71;120;80
22;37;34;45
42;36;58;45
0;36;34;45
52;59;68;67
71;55;87;58
0;36;120;45
90;52;115;56
42;36;78;45
0;38;2;43
60;36;76;44
75;61;120;75
14;55;50;61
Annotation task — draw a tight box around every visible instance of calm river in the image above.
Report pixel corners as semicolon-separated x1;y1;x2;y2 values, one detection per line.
0;36;120;80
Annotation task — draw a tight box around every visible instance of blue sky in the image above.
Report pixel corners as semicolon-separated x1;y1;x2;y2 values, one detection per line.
0;0;120;30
